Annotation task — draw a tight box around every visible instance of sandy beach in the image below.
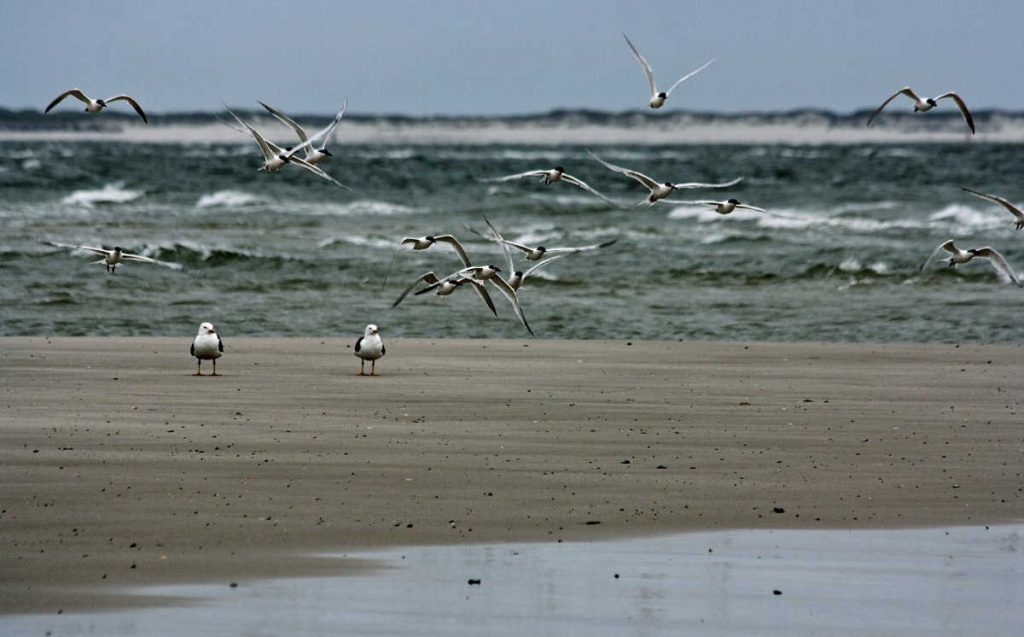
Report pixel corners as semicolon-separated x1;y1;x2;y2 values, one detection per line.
1;337;1021;614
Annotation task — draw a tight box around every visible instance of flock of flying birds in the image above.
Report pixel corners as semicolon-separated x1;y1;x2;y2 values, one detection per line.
39;33;1024;372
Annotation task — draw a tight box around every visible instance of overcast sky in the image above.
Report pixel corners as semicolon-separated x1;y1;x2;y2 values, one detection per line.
2;1;1022;116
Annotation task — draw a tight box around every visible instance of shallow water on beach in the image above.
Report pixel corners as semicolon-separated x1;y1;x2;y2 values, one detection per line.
1;140;1023;341
4;524;1022;636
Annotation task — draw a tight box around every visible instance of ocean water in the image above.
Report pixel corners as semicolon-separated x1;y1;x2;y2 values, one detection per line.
1;138;1022;341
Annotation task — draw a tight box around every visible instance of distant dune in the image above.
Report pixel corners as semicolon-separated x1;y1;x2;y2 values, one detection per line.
3;108;1023;144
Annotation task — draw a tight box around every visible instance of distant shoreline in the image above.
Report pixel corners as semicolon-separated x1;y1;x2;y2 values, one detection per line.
3;108;1023;144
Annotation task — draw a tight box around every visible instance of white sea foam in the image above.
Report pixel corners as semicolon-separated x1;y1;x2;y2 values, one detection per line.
286;200;422;217
318;235;396;250
839;258;891;275
196;190;262;209
833;200;901;214
928;204;1005;229
62;182;142;207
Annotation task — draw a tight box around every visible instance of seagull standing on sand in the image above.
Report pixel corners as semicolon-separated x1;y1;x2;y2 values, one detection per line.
480;166;618;206
622;33;714;109
961;188;1024;230
191;322;224;376
920;239;1021;286
866;87;975;134
259;100;347;166
44;241;179;274
45;89;148;123
589;151;742;206
354;324;385;376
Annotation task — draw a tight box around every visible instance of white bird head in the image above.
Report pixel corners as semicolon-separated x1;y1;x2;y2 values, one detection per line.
365;324;379;336
199;322;216;335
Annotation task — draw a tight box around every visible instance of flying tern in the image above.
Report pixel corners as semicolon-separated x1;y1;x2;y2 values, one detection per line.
920;239;1021;286
866;87;975;134
622;33;714;109
45;241;180;274
480;166;619;206
259;99;347;165
961;187;1024;230
589;151;742;206
45;89;148;123
675;198;766;215
223;105;349;189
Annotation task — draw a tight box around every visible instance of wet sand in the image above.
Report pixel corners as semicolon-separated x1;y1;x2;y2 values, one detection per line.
1;337;1021;613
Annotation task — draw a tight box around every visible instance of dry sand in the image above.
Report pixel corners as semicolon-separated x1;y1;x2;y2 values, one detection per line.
1;337;1021;614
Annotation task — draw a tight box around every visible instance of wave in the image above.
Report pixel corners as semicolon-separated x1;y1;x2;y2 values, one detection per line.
838;258;891;275
62;182;142;207
928;204;1007;230
291;200;422;217
122;240;298;265
318;235;397;249
196;190;262;208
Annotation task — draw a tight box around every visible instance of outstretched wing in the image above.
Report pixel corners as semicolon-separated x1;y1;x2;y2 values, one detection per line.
286;154;351;190
560;173;622;207
482;216;515;275
223;106;275;161
961;187;1024;224
972;247;1022;286
622;33;657;96
415;267;484;295
393;271;440;308
104;95;149;124
544;238;618;255
919;239;957;272
45;88;90;112
671;176;744;190
867;87;919;126
488;274;534;336
520;253;571;285
664;58;715;97
432;234;472;268
935;92;975;134
478;170;548;183
259;101;310;147
309;99;347;150
461;278;498;317
43;241;111;257
502;240;535;255
735;203;767;213
121;251;183;270
588;151;659;190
